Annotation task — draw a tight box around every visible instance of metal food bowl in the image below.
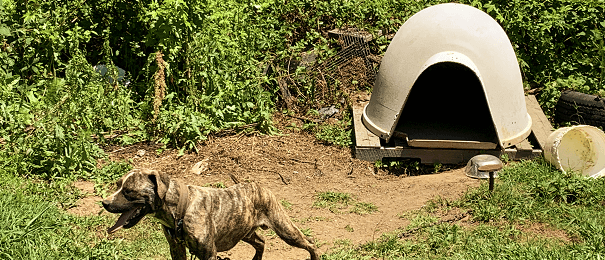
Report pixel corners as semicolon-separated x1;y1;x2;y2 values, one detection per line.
465;154;503;179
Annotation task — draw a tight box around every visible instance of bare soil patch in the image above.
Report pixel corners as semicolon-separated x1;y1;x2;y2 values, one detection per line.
69;119;479;259
519;223;576;243
64;48;570;259
67;181;103;217
67;121;578;259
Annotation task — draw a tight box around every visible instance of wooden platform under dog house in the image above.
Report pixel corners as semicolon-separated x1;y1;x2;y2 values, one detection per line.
353;95;554;164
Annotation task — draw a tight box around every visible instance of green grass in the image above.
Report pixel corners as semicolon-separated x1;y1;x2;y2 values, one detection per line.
314;191;354;206
0;170;169;259
322;158;605;259
281;199;293;211
349;202;379;215
2;0;605;257
314;120;353;148
313;191;355;214
344;225;354;232
313;191;378;215
4;157;605;259
301;227;314;237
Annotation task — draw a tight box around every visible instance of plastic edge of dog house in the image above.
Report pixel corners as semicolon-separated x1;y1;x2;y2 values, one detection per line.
362;3;532;148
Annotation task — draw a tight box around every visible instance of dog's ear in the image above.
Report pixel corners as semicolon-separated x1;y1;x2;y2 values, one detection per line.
146;170;168;199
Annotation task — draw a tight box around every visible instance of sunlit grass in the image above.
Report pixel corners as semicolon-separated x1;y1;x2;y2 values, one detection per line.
322;158;605;259
0;170;169;259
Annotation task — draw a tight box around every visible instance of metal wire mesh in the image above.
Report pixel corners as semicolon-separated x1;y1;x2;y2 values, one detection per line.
312;29;376;85
274;28;378;112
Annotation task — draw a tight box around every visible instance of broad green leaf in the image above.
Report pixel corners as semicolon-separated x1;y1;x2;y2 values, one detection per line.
0;26;10;36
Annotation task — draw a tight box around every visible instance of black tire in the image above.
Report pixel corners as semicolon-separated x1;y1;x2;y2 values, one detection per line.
555;90;605;128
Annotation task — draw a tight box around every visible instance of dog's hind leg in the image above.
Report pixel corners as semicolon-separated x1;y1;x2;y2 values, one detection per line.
162;226;187;260
266;206;320;260
242;231;265;260
272;223;319;260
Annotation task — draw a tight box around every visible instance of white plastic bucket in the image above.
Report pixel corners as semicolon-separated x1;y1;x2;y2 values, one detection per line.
544;125;605;178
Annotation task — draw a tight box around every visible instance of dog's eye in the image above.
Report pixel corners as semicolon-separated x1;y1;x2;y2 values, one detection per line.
123;189;137;199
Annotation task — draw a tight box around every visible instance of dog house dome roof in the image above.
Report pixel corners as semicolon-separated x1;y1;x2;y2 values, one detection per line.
362;3;531;148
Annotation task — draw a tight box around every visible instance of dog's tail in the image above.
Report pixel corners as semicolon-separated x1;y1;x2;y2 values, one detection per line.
229;173;241;184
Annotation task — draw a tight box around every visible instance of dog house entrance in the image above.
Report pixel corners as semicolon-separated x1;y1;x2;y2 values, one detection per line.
393;62;499;150
354;4;542;164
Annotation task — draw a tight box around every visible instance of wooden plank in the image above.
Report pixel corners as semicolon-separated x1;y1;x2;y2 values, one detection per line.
515;139;533;151
504;147;542;161
525;95;554;150
352;105;381;148
352;105;371;147
513;138;536;159
407;139;498;150
355;146;502;164
355;145;542;164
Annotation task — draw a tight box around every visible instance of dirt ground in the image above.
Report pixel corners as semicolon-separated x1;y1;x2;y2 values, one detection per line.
62;44;574;258
67;110;484;259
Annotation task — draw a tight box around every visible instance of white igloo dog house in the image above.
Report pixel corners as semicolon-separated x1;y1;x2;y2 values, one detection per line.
353;3;550;164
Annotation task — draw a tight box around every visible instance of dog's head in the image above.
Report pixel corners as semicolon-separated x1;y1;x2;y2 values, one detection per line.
102;168;168;234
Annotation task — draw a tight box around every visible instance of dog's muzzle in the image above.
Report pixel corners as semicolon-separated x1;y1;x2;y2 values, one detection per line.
102;199;148;234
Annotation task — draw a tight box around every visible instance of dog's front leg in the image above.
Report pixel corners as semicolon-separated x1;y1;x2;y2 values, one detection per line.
162;226;187;260
187;226;219;260
189;243;217;260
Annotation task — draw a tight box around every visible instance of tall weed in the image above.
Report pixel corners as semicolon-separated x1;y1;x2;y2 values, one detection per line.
1;0;604;179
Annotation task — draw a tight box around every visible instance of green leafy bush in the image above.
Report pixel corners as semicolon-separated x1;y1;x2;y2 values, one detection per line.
315;121;353;147
1;0;604;179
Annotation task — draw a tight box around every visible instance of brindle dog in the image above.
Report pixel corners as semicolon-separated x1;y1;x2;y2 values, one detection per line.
102;168;319;260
